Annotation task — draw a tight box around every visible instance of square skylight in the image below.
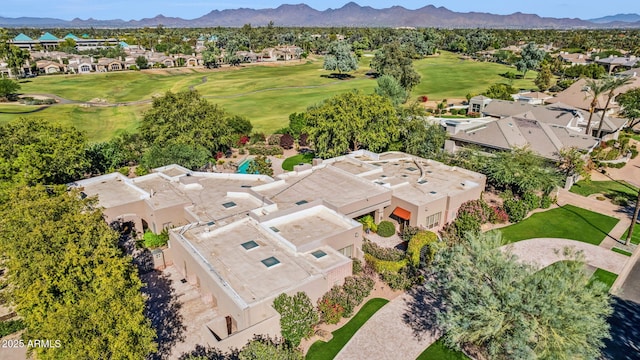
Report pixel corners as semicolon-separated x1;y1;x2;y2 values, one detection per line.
311;250;327;259
418;179;428;184
222;201;237;208
261;256;280;268
207;221;215;226
241;240;259;250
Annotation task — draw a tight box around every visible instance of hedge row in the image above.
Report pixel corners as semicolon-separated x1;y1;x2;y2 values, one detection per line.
364;253;407;273
407;231;439;267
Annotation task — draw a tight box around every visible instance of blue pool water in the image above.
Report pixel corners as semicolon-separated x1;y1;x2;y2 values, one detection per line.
237;159;253;174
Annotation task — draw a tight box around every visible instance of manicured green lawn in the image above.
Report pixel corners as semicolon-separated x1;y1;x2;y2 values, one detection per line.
499;205;619;245
416;338;470;360
0;104;147;142
6;51;538;139
589;268;618;290
612;247;632;256
570;180;639;204
282;153;315;171
621;227;640;245
306;298;389;360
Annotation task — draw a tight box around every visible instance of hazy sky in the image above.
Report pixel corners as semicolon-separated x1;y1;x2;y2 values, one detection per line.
2;1;638;21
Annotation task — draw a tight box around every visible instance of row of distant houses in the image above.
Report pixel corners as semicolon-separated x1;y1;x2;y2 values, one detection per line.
558;52;638;73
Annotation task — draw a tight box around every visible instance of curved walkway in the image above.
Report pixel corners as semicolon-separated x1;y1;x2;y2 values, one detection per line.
501;238;629;274
335;293;438;360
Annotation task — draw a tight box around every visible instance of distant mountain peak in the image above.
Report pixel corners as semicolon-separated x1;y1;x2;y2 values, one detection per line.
0;3;639;29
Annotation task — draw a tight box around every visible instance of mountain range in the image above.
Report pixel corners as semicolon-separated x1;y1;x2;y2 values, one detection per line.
1;3;640;29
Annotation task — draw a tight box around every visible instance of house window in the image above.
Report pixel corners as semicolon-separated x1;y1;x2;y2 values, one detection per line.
338;245;353;258
425;212;442;229
472;104;481;112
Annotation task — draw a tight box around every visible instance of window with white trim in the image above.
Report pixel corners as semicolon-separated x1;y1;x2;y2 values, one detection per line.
425;212;442;229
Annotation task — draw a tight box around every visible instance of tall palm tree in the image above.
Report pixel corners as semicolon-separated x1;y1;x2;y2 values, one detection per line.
596;75;633;138
584;78;608;137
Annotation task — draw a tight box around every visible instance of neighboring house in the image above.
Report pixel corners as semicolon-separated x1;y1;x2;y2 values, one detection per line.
547;75;640;115
35;60;65;74
483;99;627;140
594;55;639;74
444;113;599;161
469;95;492;114
558;52;591;66
512;91;553;105
96;58;124;72
73;151;486;351
67;58;94;74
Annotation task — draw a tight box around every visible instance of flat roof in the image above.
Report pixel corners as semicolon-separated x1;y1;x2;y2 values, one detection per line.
254;165;390;211
262;206;358;251
179;218;349;306
73;173;148;208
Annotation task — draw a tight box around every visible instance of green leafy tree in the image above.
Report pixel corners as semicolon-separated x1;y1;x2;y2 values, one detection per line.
272;292;318;347
0;118;89;185
228;115;253;135
142;140;210;169
0;186;157;359
534;62;553;91
398;106;447;158
618;88;640;129
375;74;407;106
135;55;149;69
516;42;546;78
139;90;234;156
0;78;20;101
484;147;561;195
247;155;273;176
288;112;308;139
429;232;612;360
483;83;517;100
556;147;587;178
323;41;358;74
370;42;421;91
596;75;633;138
304;92;399;158
238;335;303;360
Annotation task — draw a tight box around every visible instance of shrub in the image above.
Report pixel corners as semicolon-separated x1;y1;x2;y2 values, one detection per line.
268;134;282;145
298;133;308;147
491;206;509;223
606;162;626;169
341;276;375;316
631;147;638;159
364;254;407;273
419;95;428;102
143;229;169;248
250;132;266;145
117;166;130;176
612;195;628;206
358;215;377;233
380;269;413;290
401;225;420;242
317;295;343;324
0;319;26;337
522;192;541;211
503;198;529;222
376;221;396;237
449;108;458;116
458;199;492;223
362;239;405;261
280;134;294;149
134;165;149;176
352;258;363;275
247;145;284;156
407;231;439;267
540;195;554;209
453;212;481;238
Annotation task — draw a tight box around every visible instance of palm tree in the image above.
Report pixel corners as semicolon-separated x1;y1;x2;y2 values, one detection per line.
595;75;633;138
584;78;608;137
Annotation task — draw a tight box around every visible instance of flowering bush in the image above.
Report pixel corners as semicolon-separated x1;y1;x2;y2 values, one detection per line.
457;199;493;224
317;296;343;324
362;239;405;261
491;206;509;223
239;135;250;146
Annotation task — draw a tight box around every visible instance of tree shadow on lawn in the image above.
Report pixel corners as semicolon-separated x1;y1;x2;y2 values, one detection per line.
320;73;354;80
142;270;187;360
556;205;627;245
602;296;640;360
402;284;443;341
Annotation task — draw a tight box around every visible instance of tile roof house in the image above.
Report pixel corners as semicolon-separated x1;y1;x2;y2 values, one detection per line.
546;75;640;115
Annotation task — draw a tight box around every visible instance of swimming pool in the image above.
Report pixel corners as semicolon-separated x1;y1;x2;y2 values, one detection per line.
237;159;253;174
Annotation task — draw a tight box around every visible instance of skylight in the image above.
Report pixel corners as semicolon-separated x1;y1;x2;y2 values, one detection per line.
269;226;280;233
311;250;327;259
295;200;308;205
406;167;418;171
418;179;428;184
241;240;259;250
222;201;237;208
261;256;280;268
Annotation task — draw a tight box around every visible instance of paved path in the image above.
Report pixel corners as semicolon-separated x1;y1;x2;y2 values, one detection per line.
335;294;438;360
501;238;629;274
